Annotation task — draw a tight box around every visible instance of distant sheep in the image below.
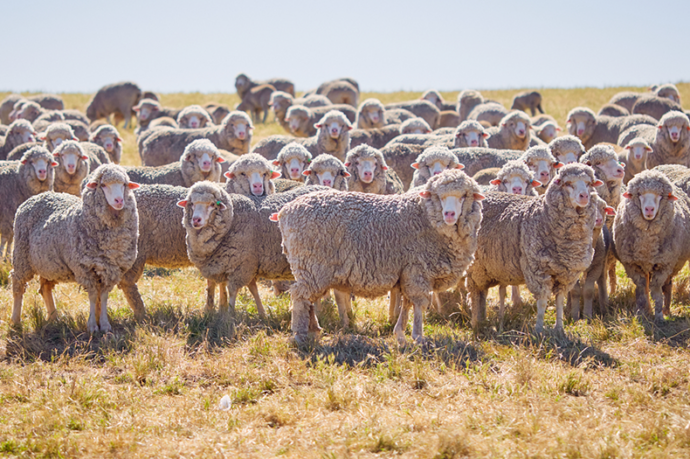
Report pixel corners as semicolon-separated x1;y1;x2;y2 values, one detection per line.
437;110;461;129
176;105;214;129
344;145;404;195
0;94;22;125
400;118;431;135
236;84;275;124
385;100;440;130
235;73;295;99
133;99;181;132
0;120;36;160
203;103;231;125
632;95;684;121
457;90;485;122
89;125;122;164
421;90;455;111
356;99;386;129
485;111;532;150
549;135;586;165
488;159;541;196
520;145;562;194
598;104;630;117
533;120;561;144
619;137;652;184
467;102;509;127
285;104;356;137
321;80;359;106
453;147;524;177
85;82;142;129
511;91;544;116
52;141;91;195
566;107;657;149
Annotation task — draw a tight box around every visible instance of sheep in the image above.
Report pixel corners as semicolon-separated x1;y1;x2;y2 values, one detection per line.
0;94;23;125
269;91;295;132
549;135;587;165
344;145;404;195
147;117;178;130
85;82;142;129
52;141;91;196
533;120;561;144
437;110;461;129
0;120;36;160
273;178;303;193
321;80;359;107
454;120;489;148
0;125;7;137
348;125;402;150
613;170;690;321
236;84;275;124
457;90;484;121
488;160;541;196
297;95;332;107
511;91;544;116
133;99;182;132
410;146;464;187
274;169;484;343
380;143;426;190
0;147;57;258
400;118;432;135
655;164;690;195
141;91;159;101
467;102;509;127
178;181;326;318
32;110;65;133
383;109;418;126
654;84;681;104
16;101;87;125
89;125;122;163
385;100;440;130
356;99;386;129
598;104;630;117
566;107;657;149
125;139;224;187
311;78;360;95
234;73;295;99
609;91;643;113
619;137;652;184
27;94;64;111
252;110;352;161
141;111;253;166
569;194;615;320
176;105;214;129
11;164;140;332
224;153;281;197
466;163;602;333
632;96;684;121
420;90;455;112
485;111;532;150
272;142;313;182
285;104;356;137
302;154;349;190
65;120;90;141
453;147;524;177
643;111;690;169
203;103;231;125
520;146;563;194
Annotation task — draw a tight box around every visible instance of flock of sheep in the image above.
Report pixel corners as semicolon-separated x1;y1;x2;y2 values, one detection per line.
0;76;689;344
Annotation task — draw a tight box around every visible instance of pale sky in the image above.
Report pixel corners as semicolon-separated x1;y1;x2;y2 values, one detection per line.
3;0;688;93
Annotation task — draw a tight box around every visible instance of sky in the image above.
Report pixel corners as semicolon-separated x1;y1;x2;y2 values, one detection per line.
3;0;688;93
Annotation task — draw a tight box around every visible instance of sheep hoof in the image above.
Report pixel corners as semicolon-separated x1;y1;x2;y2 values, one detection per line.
534;324;544;335
47;310;58;322
654;314;665;325
100;321;112;334
412;336;426;346
87;317;99;334
396;335;407;347
292;333;314;346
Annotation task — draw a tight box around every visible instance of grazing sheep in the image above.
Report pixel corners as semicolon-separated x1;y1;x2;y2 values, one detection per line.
0;120;36;160
466;163;601;333
89;125;122;164
437;110;461;129
285;104;356;137
344;145;404;195
272;143;313;182
410;146;464;187
275;169;484;343
133;99;182;132
176;105;214;129
28;94;64;111
85;82;142;129
520;146;562;194
468;102;509;127
11;164;140;332
303;154;349;190
511;91;544;116
349;125;403;150
643;111;690;168
549;135;587;165
321;80;359;106
613;170;690;321
52;141;91;195
203;103;231;125
235;73;294;99
400;118;432;135
619;137;652;184
533;120;561;144
454;120;489;148
236;84;275;124
252;110;352;161
485;111;532;150
385;100;440;130
566;107;657;149
141;111;253;166
380;143;426;190
225;153;281;197
632;96;683;121
488;160;541;196
457;90;484;122
598;104;630;117
0;147;57;257
356;99;386;129
126;139;224;187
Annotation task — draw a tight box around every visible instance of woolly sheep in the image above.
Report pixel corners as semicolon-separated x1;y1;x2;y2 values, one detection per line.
52;141;91;196
457;90;484;122
421;90;455;112
655;164;690;196
344;145;404;195
385;100;440;130
356;99;386;129
89;125;122;164
0;147;57;257
632;96;683;121
380;143;426;190
224;153;281;197
598;104;630;117
0;94;23;125
321;80;359;107
85;82;142;129
654;84;681;104
311;78;360;95
511;91;544;116
485;111;532;150
11;164;140;332
466;163;602;333
141;111;253;166
349;125;402;150
488;160;540;196
204;103;231;125
302;154;349;190
644;111;690;169
176;105;214;129
549;135;587;165
17;102;87;125
23;94;64;111
472;168;500;186
520;146;562;194
65;120;90;142
454;120;489;148
133;99;182;132
437;110;461;129
467;102;509;127
275;169;484;343
0;120;36;160
453;147;524;177
609;91;643;113
272;143;313;182
269;92;331;133
235;73;294;99
533;120;561;144
410;146;464;188
285;104;356;137
619;137;652;184
613;170;690;321
566;107;657;149
400;118;432;135
236;84;275;124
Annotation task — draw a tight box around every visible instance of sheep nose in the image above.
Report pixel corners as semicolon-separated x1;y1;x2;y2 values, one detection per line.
237;132;246;139
290;168;300;175
191;122;198;128
323;179;332;186
193;217;202;227
512;186;523;194
577;129;584;136
645;206;655;214
470;140;477;146
363;171;373;180
539;171;549;179
252;183;264;194
578;192;589;202
444;210;456;219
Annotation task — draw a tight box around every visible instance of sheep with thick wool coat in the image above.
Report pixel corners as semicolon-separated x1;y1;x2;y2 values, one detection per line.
349;125;403;150
618;137;652;184
225;153;281;197
613;170;690;321
549;135;587;165
466;163;602;334
598;104;630;118
89;124;122;163
485;111;532;150
52;141;91;196
344;145;404;195
520;146;563;195
468;103;509;127
646;111;690;169
632;96;684;121
457;90;484;122
384;100;440;130
400;118;432;135
487;160;540;196
275;169;484;344
566;107;657;150
285;104;356;137
11;164;140;332
272;143;313;182
454;120;489;148
411;146;464;188
303;154;349;190
176;105;214;129
0;119;36;160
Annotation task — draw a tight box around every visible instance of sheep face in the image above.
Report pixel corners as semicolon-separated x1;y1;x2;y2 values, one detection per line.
42;128;75;151
523;157;560;187
502;113;529;140
93;129;120;154
133;100;159;121
276;155;307;180
592;195;615;229
656;86;681;104
18;102;42;122
456;128;486;147
552;173;598;208
537;122;560;143
413;153;461;178
85;171;139;211
181;141;224;182
421;170;484;228
22;152;56;182
286;107;311;136
566;109;596;144
358;100;384;128
224;114;253;141
304;156;349;188
179;108;211;129
626;141;652;166
225;156;280;197
186;199;221;229
345;147;387;185
550;137;586;165
9;121;36;144
53;142;88;176
316;112;352;139
491;170;535;195
660;114;689;144
270;92;292;113
439;194;466;225
422;90;443;109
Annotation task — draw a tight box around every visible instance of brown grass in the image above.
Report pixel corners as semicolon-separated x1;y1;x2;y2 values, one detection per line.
1;85;690;458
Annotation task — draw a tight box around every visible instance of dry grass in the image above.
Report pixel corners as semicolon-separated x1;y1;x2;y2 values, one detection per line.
1;84;690;458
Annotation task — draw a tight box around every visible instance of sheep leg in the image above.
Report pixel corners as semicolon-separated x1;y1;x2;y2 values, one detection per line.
224;283;237;316
583;277;597;321
393;296;411;346
537;103;544;114
470;288;487;334
511;285;522;308
534;296;548;334
87;289;101;333
662;278;672;317
0;235;7;259
99;288;112;333
117;262;146;320
498;285;507;332
308;303;321;335
39;278;57;321
530;107;536;117
410;294;430;344
11;275;27;327
650;285;665;323
608;260;617;295
291;297;315;342
570;279;581;321
389;289;401;324
333;289;352;329
262;108;268;124
432;292;443;314
247;279;266;318
597;270;609;316
554;293;565;333
631;271;651;318
205;280;216;311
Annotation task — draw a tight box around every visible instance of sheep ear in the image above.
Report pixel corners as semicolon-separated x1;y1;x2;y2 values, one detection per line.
272;160;281;166
604;206;616;216
501;123;506;127
133;106;140;112
411;162;420;169
176;200;188;208
553;162;563;169
473;192;486;201
21;160;27;164
86;182;98;189
72;137;78;141
586;161;592;166
456;164;465;169
302;170;311;176
490;179;502;185
623;192;632;199
455;132;462;137
224;171;235;179
343;171;351;177
592;179;604;187
344;162;351;167
624;145;631;150
216;157;226;163
53;152;60;157
81;155;89;161
116;137;122;142
51;161;59;167
38;135;46;141
314;123;322;129
381;165;388;170
658;125;663;129
419;190;432;199
556;127;561;131
482;132;489;138
669;193;679;201
532;180;542;187
686;126;690;131
645;146;653;151
216;201;228;210
270;171;282;179
128;182;140;190
269;213;279;222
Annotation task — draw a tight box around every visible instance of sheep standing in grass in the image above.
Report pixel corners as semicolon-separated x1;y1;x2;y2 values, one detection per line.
613;170;690;321
549;135;587;165
466;164;601;334
0;147;57;258
566;107;657;149
85;82;142;129
11;165;140;332
89;125;122;164
225;153;281;197
344;145;404;195
275;169;484;344
52;141;91;196
0;120;36;160
511;91;544;116
454;120;489;148
619;138;652;184
410;146;464;188
272;143;312;182
236;84;275;124
176;105;214;129
485;111;532;150
235;73;295;99
520;146;563;194
303;154;350;190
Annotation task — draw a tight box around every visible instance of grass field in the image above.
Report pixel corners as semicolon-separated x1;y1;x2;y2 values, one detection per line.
2;84;690;458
